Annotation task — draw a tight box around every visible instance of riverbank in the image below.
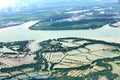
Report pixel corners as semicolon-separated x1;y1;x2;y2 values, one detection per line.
0;20;120;43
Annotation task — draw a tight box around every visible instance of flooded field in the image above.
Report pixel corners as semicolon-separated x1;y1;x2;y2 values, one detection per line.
1;37;120;80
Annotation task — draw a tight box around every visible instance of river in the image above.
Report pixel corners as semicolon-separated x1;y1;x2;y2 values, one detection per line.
0;20;120;43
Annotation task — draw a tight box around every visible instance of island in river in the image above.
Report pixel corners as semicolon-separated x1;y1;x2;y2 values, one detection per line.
0;20;120;43
0;0;120;80
0;0;119;30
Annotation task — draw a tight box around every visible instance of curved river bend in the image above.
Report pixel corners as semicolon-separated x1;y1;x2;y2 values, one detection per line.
0;20;120;43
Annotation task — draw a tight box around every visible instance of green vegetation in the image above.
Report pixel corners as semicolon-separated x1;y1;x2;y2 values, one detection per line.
0;1;119;30
30;18;115;30
1;37;120;80
4;41;29;52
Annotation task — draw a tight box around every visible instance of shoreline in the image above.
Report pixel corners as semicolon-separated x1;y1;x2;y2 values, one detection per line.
0;20;120;43
85;37;120;44
0;20;40;30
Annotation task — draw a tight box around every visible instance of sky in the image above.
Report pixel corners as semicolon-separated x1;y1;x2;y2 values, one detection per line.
0;0;119;9
0;0;19;9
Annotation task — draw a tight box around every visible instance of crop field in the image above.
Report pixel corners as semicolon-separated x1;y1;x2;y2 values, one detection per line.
0;37;120;80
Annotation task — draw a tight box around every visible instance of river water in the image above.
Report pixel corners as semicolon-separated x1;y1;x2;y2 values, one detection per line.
0;20;120;43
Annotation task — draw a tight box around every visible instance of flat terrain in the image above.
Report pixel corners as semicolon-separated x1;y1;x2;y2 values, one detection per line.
0;0;120;80
0;0;119;30
1;37;120;80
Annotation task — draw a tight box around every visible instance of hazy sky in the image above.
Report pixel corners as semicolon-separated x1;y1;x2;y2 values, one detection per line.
0;0;19;9
0;0;119;9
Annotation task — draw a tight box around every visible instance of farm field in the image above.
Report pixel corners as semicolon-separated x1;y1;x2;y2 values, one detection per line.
0;37;120;80
0;0;120;80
